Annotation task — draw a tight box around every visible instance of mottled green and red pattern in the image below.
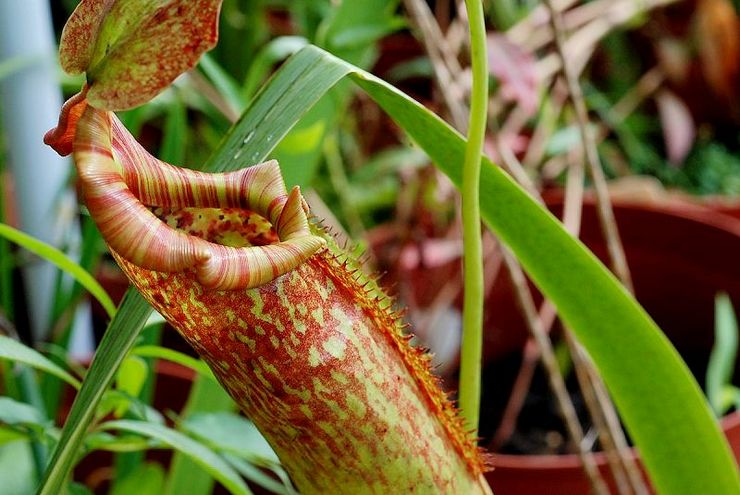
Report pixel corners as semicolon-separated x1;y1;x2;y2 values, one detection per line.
114;236;492;494
49;0;494;484
59;0;223;110
46;93;492;492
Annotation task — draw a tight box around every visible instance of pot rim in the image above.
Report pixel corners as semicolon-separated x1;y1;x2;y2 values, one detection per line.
489;410;740;470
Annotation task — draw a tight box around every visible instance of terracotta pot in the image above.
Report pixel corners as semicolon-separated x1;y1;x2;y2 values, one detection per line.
486;411;740;495
482;196;740;493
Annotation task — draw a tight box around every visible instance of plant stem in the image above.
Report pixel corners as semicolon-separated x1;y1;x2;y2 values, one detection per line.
457;0;488;433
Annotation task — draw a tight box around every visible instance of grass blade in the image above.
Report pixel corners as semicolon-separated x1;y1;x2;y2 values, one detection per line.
37;290;150;495
0;336;80;389
131;346;215;381
0;223;116;319
100;420;251;495
707;293;739;415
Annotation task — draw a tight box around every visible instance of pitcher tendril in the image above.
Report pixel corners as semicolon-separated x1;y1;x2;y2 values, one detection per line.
43;1;494;493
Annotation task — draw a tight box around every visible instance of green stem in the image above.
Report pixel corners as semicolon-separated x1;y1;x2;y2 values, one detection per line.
458;0;488;433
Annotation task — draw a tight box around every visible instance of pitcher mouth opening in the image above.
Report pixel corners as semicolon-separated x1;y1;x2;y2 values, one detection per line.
46;92;325;291
152;206;280;249
145;181;327;291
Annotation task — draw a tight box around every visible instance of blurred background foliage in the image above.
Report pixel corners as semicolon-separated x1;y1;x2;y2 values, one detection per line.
0;0;738;493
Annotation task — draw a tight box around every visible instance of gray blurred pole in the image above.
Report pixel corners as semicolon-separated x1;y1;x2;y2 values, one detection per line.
0;0;93;355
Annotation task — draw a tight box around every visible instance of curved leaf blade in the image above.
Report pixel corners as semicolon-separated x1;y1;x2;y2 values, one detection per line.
131;346;215;381
348;58;739;495
0;336;80;389
99;420;251;495
0;223;116;319
219;44;737;494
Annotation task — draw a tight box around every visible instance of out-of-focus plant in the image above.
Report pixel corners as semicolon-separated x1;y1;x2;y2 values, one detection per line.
0;1;738;494
707;293;740;416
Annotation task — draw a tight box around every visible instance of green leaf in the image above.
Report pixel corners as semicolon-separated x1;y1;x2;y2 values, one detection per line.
130;346;214;381
707;293;739;416
224;454;296;495
0;336;80;389
199;54;246;115
242;36;309;101
41;43;739;495
99;420;251;495
0;223;116;319
85;431;153;453
66;482;93;495
0;427;28;446
159;96;188;165
95;390;164;425
111;462;165;495
0;440;36;495
0;397;48;428
181;412;294;494
163;374;236;495
272;93;333;188
114;356;149;416
207;45;739;494
181;412;278;464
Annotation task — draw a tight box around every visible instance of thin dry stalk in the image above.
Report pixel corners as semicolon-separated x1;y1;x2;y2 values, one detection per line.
567;332;652;495
544;0;634;292
523;79;568;170
502;248;609;495
509;0;676;53
507;0;579;47
610;68;665;123
404;0;468;128
565;332;634;494
489;118;542;198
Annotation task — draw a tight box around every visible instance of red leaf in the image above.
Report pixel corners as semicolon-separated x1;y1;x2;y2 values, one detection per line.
58;0;115;75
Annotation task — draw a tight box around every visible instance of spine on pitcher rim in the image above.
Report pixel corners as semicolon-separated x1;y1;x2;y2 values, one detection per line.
46;94;492;494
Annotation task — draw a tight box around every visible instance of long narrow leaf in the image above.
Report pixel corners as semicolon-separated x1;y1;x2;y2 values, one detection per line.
347;52;738;494
99;420;251;495
39;44;739;495
707;294;739;415
131;346;215;381
38;291;151;495
0;223;116;319
0;336;80;389
163;376;237;495
217;45;737;494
